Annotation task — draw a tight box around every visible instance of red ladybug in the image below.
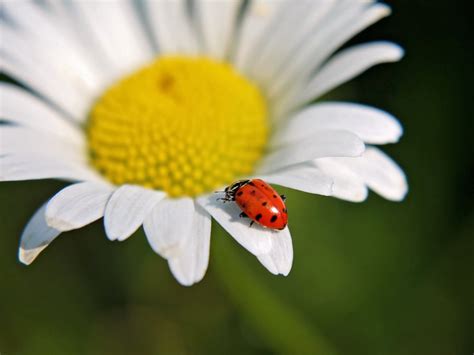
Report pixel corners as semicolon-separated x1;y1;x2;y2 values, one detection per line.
219;179;288;230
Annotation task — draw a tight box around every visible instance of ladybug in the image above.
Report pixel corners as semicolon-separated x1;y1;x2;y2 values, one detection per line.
218;179;288;230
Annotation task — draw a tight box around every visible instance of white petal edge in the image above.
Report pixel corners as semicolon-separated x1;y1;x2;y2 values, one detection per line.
104;185;165;241
258;130;365;173
195;0;241;59
330;146;408;201
45;182;114;232
0;83;84;144
0;153;103;183
168;203;212;286
0;52;89;120
145;0;199;54
197;193;273;256
256;227;293;276
232;0;283;74
0;126;85;161
266;1;371;98
0;21;103;102
143;197;195;259
269;3;391;103
19;203;61;265
258;163;333;196
245;1;309;83
273;102;403;147
0;1;107;93
293;42;404;108
250;0;337;93
314;158;368;202
72;0;154;78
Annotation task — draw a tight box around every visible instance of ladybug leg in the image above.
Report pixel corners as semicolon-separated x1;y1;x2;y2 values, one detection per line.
216;193;235;203
280;194;287;201
239;212;248;218
249;220;255;228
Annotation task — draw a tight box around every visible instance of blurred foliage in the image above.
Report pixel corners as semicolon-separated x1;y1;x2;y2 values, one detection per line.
1;1;473;354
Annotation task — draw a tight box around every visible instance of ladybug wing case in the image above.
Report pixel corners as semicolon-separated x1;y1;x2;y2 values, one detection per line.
235;183;287;230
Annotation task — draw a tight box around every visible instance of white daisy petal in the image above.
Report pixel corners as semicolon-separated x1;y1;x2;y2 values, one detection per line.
315;158;368;202
297;3;391;81
251;0;337;90
195;0;240;59
0;21;103;102
143;197;195;259
274;102;403;146
232;0;283;74
145;0;199;54
256;227;293;276
197;194;273;256
293;42;404;107
266;0;365;98
0;2;106;95
0;83;83;144
259;130;365;173
168;203;212;286
104;185;165;241
45;182;114;232
258;163;333;196
331;147;408;201
38;1;118;88
0;153;102;183
269;3;390;100
19;203;61;265
0;23;89;113
72;0;153;77
0;51;87;120
245;0;306;82
0;126;85;161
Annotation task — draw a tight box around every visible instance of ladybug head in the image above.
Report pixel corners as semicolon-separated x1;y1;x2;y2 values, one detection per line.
222;179;250;200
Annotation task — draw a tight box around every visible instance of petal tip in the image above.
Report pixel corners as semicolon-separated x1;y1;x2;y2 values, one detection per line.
376;41;405;62
390;180;409;202
104;224;119;241
18;248;37;265
393;45;405;60
376;3;392;17
355;188;370;202
355;141;366;157
174;277;195;287
391;122;404;143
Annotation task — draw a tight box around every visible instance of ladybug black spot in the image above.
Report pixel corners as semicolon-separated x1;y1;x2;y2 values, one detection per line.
237;191;243;196
256;213;262;221
250;190;256;195
248;181;256;186
262;201;267;206
270;215;278;223
273;194;277;198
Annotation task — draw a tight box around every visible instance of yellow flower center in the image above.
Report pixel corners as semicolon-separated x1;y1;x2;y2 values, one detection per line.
87;56;268;197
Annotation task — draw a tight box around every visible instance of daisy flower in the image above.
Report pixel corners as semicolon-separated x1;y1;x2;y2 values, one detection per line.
0;0;407;286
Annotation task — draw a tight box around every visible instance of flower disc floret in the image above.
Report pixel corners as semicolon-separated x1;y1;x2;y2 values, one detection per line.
88;56;268;197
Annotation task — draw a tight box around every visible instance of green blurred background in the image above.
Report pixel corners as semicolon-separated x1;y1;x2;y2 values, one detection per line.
1;1;473;354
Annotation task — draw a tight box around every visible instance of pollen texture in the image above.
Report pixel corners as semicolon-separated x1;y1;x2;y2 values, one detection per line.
87;56;268;197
